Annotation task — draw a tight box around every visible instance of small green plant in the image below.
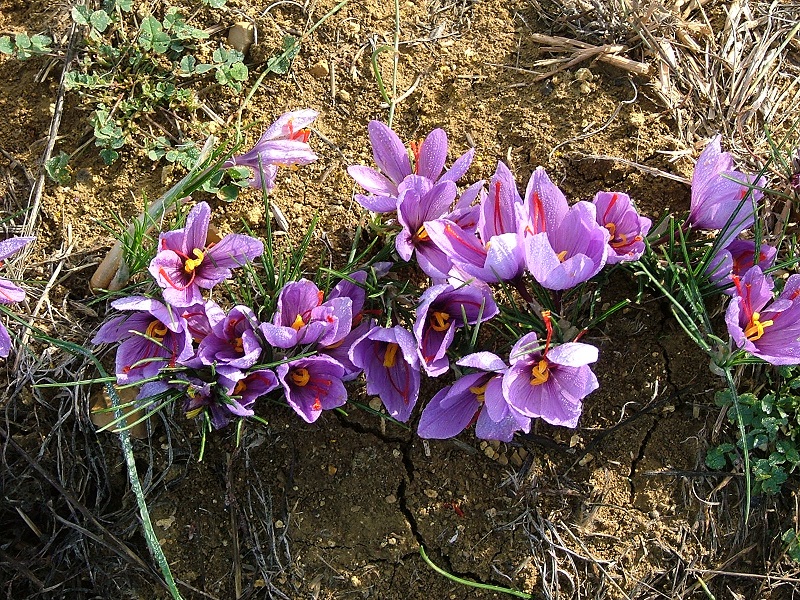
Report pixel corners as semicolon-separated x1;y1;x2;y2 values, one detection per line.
0;32;52;59
707;369;800;495
32;2;249;171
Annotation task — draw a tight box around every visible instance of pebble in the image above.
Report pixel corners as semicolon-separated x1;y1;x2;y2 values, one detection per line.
575;67;593;82
275;520;285;528
369;398;382;411
385;494;397;504
327;465;337;476
309;61;329;78
336;89;352;103
424;488;438;499
579;82;592;95
228;22;255;55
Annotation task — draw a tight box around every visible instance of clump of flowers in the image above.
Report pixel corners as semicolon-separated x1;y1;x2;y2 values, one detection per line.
93;111;798;453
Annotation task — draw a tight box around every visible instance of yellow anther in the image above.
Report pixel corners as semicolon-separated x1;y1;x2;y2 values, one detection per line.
469;382;489;403
291;368;310;387
605;222;617;238
233;337;244;353
291;314;306;331
415;225;429;241
233;380;247;396
430;311;451;332
383;343;399;367
530;359;550;386
556;250;568;262
145;320;168;342
184;248;205;273
743;311;774;341
185;407;203;419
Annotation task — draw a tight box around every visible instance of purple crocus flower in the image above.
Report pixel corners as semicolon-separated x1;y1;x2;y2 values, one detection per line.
592;191;651;264
726;266;800;365
0;236;34;357
149;202;264;307
261;279;352;349
728;239;777;278
425;219;524;284
180;376;262;430
503;318;599;428
523;169;609;290
218;366;279;410
224;109;318;191
196;304;262;369
477;161;523;240
347;122;474;213
707;239;778;293
395;175;458;279
276;355;347;423
688;135;765;247
413;283;498;376
349;324;420;421
92;296;194;384
417;352;530;441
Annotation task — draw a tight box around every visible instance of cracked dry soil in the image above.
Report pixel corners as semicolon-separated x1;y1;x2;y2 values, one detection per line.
0;0;766;597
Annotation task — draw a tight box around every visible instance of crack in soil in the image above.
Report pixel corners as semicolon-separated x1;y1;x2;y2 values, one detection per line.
628;304;679;503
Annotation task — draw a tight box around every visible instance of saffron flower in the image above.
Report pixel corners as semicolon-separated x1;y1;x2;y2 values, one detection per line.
726;266;800;365
425;219;524;284
503;315;599;428
92;296;193;384
149;202;264;307
261;279;352;349
276;355;347;423
688;134;765;247
0;236;34;357
217;366;279;416
592;191;651;264
417;352;530;441
395;175;458;279
728;239;777;278
347;121;474;213
196;304;262;369
477;161;523;240
224;109;318;191
181;375;267;430
349;324;421;422
413;283;498;376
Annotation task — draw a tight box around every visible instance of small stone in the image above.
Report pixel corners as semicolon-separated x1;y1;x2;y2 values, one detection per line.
369;397;383;411
350;505;361;512
424;488;438;499
275;520;285;528
497;455;508;466
327;465;338;476
392;448;402;458
385;494;397;504
309;61;329;78
489;439;501;450
517;448;528;460
351;575;361;586
336;89;352;103
228;22;255;55
578;82;592;95
387;537;397;545
479;441;488;451
510;450;523;468
578;452;595;466
575;67;593;82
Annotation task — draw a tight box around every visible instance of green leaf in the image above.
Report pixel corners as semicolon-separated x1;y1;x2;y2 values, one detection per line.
90;10;112;33
227;61;248;82
100;148;119;164
179;55;196;74
45;152;71;185
138;15;170;53
0;36;13;55
203;0;226;7
705;445;733;470
15;33;31;49
217;184;240;201
266;36;299;74
71;6;91;25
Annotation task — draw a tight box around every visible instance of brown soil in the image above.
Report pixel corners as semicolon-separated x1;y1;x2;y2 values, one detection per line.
1;0;797;599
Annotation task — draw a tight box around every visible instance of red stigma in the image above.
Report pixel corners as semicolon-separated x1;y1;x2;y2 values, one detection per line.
531;191;546;234
602;193;619;223
542;310;553;356
493;180;503;234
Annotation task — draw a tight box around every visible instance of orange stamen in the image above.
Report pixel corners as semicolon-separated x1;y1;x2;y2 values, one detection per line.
291;368;310;387
383;343;399;367
430;311;451;332
530;359;550;385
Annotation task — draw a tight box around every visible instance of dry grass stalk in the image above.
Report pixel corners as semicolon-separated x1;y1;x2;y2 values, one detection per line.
530;33;652;80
